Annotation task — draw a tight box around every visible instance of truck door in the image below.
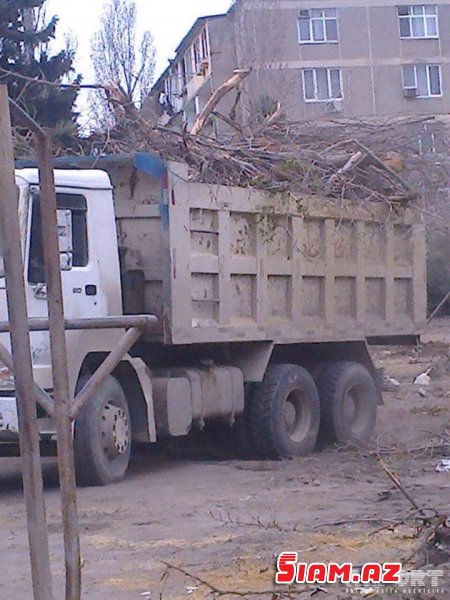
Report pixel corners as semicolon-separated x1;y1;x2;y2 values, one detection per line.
27;192;107;319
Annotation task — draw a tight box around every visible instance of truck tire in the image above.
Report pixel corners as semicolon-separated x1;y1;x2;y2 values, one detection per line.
316;361;377;446
74;375;131;486
248;364;320;459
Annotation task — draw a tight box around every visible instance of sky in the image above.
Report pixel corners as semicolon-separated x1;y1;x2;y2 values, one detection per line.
46;0;232;82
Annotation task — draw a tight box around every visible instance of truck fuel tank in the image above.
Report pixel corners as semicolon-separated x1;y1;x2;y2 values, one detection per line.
152;366;244;436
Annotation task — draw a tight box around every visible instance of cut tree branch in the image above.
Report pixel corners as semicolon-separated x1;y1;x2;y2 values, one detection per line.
352;139;417;202
325;150;364;196
161;561;313;597
191;68;251;136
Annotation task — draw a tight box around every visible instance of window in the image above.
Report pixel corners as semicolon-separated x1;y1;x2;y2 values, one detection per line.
402;64;442;97
192;39;201;73
302;68;343;102
28;194;88;284
398;5;438;39
183;55;190;80
190;29;210;77
176;62;185;93
163;63;185;113
200;27;210;60
298;9;338;43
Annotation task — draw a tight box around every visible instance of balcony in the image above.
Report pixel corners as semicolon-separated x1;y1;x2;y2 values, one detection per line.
185;59;211;103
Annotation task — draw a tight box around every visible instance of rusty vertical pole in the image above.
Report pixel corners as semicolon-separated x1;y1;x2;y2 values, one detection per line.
35;133;81;600
0;86;54;599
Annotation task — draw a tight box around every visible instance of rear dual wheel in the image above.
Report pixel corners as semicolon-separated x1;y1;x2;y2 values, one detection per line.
245;361;378;459
316;361;378;446
248;364;321;459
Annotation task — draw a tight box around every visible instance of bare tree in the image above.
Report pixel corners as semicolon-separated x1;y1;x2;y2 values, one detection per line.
90;0;156;129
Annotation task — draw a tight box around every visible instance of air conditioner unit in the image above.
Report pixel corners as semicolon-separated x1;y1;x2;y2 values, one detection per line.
324;100;343;113
403;87;418;98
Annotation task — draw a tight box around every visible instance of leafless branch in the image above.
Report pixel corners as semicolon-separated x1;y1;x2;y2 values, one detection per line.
0;66;103;90
161;561;314;598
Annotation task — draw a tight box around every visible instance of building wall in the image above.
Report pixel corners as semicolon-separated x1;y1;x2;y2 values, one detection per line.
231;0;450;120
151;0;450;128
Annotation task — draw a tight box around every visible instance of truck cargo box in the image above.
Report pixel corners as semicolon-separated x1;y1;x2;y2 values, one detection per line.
65;153;428;346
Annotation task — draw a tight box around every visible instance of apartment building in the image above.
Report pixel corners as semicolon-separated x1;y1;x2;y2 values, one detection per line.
149;0;450;129
148;14;231;130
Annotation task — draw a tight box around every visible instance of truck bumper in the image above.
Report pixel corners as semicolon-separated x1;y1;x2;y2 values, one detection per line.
0;396;19;436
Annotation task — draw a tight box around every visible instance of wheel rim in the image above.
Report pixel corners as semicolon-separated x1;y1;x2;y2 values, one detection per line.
343;384;367;437
100;402;130;461
283;389;312;443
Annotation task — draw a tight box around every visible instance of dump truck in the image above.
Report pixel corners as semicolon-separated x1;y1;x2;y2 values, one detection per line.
0;153;426;485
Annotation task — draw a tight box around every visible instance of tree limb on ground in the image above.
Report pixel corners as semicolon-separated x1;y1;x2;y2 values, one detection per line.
161;561;313;598
378;457;449;567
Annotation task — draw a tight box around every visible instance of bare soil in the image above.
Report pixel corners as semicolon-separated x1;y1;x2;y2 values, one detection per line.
0;320;449;599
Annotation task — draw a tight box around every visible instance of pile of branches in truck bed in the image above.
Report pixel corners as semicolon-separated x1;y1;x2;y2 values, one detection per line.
168;118;420;204
84;106;448;208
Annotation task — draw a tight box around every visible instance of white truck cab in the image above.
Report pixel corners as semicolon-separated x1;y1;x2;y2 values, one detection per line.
0;169;155;480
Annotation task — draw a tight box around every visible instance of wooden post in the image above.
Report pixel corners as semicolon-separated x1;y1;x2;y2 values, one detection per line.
35;132;82;600
0;85;54;599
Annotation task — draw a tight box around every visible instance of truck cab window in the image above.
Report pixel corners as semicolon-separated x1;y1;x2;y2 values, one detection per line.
28;194;88;284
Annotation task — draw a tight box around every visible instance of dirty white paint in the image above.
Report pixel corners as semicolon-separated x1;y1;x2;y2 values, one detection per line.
0;170;130;439
0;398;19;433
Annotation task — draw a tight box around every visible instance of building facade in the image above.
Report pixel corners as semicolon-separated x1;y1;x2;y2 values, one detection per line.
148;0;450;130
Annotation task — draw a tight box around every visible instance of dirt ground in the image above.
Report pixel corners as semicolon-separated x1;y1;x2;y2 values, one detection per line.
0;320;449;599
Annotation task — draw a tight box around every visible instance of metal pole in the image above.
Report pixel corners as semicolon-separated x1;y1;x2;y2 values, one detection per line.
0;314;158;332
71;327;143;419
35;133;81;600
0;86;54;600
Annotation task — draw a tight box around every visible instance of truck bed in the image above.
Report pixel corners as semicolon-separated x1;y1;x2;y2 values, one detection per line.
108;156;427;346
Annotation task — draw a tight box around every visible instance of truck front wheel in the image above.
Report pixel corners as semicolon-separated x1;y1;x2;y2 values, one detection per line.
316;361;378;446
248;364;320;459
74;375;131;486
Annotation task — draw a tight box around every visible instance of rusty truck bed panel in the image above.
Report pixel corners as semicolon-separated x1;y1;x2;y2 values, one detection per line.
113;161;427;346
